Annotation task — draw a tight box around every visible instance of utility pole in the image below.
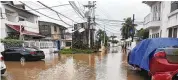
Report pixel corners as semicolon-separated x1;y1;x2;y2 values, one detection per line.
132;14;135;42
104;25;105;46
84;1;96;48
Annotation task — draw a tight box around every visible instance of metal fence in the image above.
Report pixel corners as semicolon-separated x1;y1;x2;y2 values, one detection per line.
24;40;57;49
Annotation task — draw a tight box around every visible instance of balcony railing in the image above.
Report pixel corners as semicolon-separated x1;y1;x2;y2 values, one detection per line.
144;13;151;24
144;12;161;28
144;12;161;24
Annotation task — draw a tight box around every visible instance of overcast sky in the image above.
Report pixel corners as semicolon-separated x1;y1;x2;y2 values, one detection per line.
20;0;150;38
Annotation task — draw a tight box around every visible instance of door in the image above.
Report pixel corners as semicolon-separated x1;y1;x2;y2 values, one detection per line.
13;48;23;60
57;40;60;50
4;49;15;60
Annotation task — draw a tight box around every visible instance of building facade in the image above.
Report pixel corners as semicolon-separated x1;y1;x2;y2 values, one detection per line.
0;1;43;52
143;1;178;38
72;22;95;48
0;1;67;53
38;21;67;49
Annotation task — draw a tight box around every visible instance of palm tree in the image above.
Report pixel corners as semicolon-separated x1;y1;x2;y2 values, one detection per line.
120;17;136;52
120;17;133;40
96;29;108;48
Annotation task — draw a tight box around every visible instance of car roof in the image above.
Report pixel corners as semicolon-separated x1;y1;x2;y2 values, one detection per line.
6;47;24;49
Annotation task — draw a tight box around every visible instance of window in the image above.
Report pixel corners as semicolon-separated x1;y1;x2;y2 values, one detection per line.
19;16;25;21
173;28;177;38
66;42;71;46
152;2;161;21
168;28;173;38
160;30;162;37
0;8;3;19
171;1;178;12
54;26;57;32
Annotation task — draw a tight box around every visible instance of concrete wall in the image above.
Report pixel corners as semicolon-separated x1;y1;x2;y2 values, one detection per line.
160;1;171;37
144;1;178;38
3;4;39;33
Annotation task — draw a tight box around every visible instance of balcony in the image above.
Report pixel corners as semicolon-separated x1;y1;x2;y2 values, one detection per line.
144;13;161;29
19;21;39;33
168;3;178;28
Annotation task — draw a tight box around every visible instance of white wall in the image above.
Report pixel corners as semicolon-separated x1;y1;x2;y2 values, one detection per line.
145;1;173;38
160;2;171;37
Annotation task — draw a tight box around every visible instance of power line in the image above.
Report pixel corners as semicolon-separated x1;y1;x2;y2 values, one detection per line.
37;1;77;23
19;1;62;22
77;1;85;14
96;22;121;32
37;1;76;27
69;1;85;20
27;4;70;11
96;23;120;34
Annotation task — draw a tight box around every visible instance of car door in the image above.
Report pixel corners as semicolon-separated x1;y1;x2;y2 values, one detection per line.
12;48;23;61
4;49;15;60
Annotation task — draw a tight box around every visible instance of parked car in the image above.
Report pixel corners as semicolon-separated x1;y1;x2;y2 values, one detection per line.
128;38;178;80
1;47;45;62
0;53;6;74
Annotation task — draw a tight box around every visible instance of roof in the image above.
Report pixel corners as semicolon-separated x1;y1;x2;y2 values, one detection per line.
4;4;39;17
6;24;45;37
39;20;67;29
142;1;158;6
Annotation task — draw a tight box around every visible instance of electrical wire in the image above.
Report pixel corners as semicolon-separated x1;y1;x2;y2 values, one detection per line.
19;1;62;22
69;1;85;20
38;1;77;23
69;1;85;18
37;1;76;27
27;4;70;11
96;23;120;34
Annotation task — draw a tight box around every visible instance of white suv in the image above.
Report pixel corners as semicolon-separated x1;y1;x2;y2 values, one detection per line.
0;53;6;74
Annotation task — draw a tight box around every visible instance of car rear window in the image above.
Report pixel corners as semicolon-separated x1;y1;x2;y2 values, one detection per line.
163;48;178;64
25;48;37;51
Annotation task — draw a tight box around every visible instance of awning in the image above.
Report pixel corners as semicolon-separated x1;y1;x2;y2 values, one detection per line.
6;24;45;37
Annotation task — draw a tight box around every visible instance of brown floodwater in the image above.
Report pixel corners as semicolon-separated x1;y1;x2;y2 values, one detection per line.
1;47;149;80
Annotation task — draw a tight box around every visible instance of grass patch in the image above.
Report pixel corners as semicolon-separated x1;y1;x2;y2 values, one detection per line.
59;48;95;54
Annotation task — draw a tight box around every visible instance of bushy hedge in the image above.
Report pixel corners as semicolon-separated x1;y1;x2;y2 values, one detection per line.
1;39;23;48
59;48;95;54
1;39;23;44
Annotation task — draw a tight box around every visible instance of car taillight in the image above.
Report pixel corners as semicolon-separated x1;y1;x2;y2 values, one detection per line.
0;56;4;61
30;51;36;54
154;51;166;58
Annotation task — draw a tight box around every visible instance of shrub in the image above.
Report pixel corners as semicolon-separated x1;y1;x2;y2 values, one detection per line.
1;39;24;49
59;48;95;54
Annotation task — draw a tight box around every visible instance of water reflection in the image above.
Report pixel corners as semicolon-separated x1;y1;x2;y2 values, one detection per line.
2;47;149;80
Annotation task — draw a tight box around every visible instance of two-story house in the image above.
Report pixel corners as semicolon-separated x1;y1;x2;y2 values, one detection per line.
38;21;67;50
143;1;178;38
1;1;42;39
0;1;45;52
0;1;63;53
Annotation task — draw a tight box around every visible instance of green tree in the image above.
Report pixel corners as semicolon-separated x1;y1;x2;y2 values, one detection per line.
120;17;136;41
136;28;149;40
95;29;108;48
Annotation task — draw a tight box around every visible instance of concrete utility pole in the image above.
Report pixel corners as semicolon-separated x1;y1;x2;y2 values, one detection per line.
131;14;135;42
84;1;96;48
104;25;105;46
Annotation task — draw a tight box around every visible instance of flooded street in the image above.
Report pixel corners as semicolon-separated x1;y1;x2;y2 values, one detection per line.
1;47;149;80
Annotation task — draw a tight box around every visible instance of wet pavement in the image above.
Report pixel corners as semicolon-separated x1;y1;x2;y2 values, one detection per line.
1;46;149;80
